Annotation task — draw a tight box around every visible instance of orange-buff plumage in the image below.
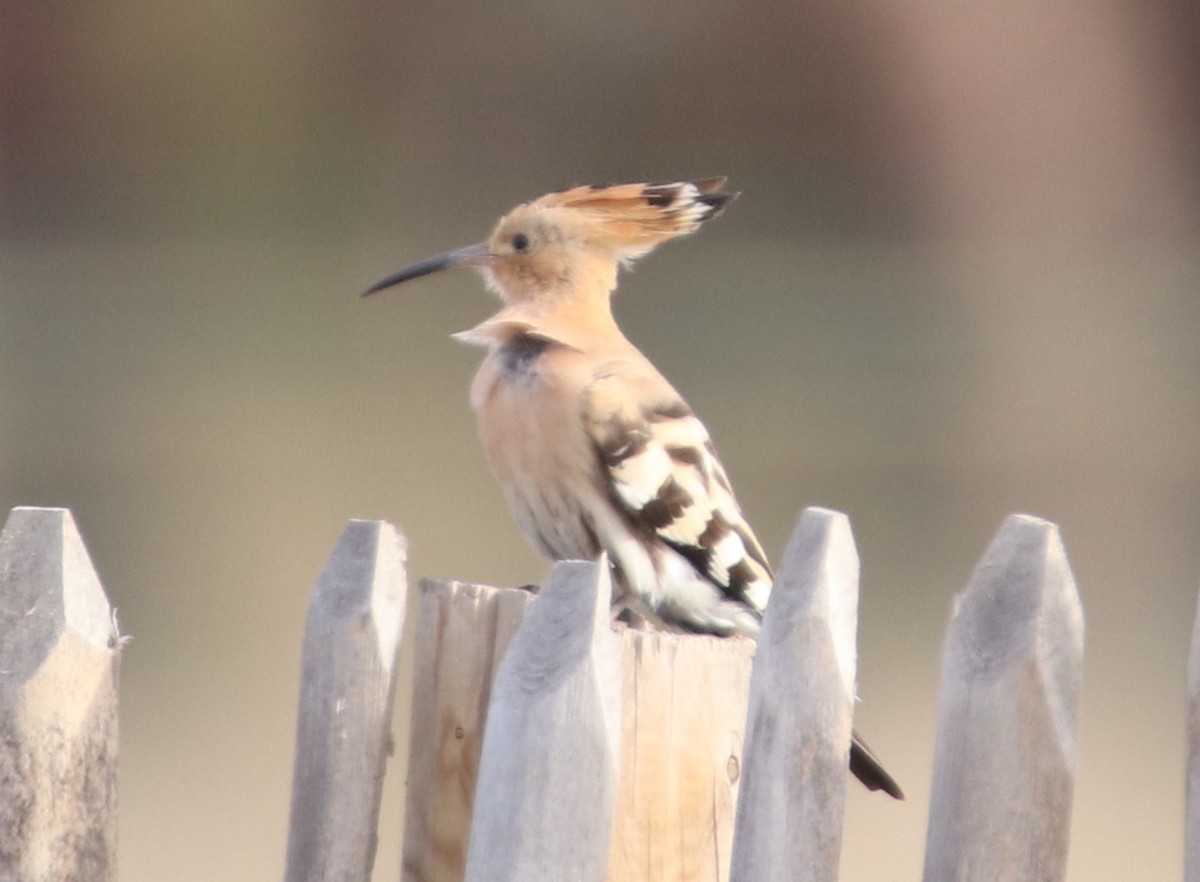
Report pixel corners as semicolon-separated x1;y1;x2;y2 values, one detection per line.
365;178;902;799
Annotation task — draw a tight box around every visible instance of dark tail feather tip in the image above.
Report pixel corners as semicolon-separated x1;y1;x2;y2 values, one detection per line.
850;736;904;800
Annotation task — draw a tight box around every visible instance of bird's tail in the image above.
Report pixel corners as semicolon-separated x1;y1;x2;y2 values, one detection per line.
850;729;904;800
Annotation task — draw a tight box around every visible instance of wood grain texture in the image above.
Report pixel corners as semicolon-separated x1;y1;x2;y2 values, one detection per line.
729;507;860;882
463;558;622;882
922;514;1083;882
0;507;122;882
403;571;762;882
608;628;755;882
402;578;535;882
284;519;408;882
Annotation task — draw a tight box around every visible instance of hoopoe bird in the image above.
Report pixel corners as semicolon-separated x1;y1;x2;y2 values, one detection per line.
365;178;902;799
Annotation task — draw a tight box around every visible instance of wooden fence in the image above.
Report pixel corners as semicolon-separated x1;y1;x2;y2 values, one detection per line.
0;501;1183;880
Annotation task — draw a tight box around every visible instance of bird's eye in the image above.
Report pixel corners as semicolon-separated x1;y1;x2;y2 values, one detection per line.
512;233;530;253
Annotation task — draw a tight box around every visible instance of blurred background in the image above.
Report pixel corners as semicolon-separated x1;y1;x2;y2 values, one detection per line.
2;0;1199;879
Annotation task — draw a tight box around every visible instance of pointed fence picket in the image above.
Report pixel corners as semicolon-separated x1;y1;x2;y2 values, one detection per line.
922;515;1083;882
462;559;622;882
729;508;860;882
9;502;1200;881
0;507;123;882
284;519;408;882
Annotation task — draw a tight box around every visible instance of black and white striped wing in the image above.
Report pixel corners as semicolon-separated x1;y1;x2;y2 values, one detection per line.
584;372;772;613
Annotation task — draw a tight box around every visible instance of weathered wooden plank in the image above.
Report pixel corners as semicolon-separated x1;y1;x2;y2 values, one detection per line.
401;579;535;882
403;573;759;882
0;506;122;882
284;519;408;882
1185;580;1200;882
463;558;622;882
922;514;1083;882
607;628;755;882
729;506;860;882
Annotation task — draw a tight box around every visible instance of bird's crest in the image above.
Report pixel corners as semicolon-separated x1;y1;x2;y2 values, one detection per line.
526;178;737;262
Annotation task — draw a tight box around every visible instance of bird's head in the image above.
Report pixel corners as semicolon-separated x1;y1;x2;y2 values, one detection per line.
363;178;737;305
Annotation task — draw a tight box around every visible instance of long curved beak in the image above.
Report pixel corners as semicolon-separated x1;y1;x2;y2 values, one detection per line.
362;242;492;296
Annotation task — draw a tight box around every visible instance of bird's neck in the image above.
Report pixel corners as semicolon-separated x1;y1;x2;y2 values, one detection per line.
464;275;627;353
